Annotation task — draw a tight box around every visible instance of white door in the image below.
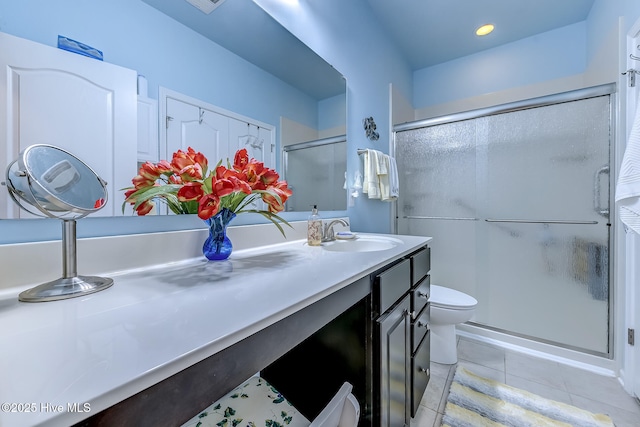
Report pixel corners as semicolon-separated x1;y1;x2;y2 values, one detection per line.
162;88;276;172
626;23;640;401
228;118;276;169
0;32;137;218
166;97;230;166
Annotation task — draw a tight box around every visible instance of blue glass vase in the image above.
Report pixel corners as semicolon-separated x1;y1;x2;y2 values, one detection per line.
203;208;236;261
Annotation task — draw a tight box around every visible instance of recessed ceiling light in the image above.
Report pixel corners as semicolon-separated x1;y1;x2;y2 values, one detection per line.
476;24;495;36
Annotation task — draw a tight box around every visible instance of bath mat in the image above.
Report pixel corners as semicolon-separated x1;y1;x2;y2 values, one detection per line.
441;367;615;427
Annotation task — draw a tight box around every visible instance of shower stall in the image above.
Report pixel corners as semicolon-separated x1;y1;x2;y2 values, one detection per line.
394;84;614;356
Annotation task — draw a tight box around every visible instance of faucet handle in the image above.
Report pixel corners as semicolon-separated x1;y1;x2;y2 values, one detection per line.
322;218;349;242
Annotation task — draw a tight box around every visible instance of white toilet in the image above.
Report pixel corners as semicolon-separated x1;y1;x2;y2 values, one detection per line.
429;285;478;364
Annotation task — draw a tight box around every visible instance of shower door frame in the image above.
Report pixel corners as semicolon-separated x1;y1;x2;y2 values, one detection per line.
392;83;616;358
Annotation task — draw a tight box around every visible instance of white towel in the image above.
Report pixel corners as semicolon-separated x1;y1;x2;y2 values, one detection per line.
385;155;400;201
616;102;640;234
378;153;390;199
363;149;381;199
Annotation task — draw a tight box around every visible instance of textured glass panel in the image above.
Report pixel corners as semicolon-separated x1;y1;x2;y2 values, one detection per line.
475;221;609;353
285;141;347;211
395;120;477;219
395;94;611;355
398;218;478;299
484;96;610;221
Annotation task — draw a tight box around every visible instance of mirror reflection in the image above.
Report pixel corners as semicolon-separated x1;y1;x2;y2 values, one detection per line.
0;0;346;219
283;136;347;212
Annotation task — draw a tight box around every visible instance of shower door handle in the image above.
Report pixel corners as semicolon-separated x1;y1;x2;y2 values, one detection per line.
593;165;609;218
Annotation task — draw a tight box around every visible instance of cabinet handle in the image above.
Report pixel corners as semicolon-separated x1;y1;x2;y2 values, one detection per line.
417;321;429;330
418;367;430;376
418;291;429;300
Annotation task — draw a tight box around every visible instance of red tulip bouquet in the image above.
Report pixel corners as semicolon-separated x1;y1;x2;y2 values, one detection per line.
123;147;292;259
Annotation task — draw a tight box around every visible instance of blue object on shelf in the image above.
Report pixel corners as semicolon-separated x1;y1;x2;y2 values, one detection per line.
57;35;103;61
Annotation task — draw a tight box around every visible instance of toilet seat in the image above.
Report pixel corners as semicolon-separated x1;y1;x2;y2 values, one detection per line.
429;284;477;309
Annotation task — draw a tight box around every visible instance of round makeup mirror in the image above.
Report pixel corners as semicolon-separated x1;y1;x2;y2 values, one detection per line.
3;144;113;302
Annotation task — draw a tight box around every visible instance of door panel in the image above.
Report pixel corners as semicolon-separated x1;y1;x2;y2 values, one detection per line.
377;295;410;427
0;32;137;218
166;98;230;164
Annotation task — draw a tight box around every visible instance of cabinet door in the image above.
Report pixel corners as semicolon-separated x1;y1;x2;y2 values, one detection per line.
0;32;137;218
377;295;410;427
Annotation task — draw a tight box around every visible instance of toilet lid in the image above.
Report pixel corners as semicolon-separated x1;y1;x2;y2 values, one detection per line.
429;285;477;309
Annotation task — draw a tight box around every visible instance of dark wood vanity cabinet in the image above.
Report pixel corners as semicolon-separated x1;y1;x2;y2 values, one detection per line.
373;246;431;427
259;245;432;427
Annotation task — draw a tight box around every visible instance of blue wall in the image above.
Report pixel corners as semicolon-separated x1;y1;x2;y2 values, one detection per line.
413;22;588;109
254;0;413;233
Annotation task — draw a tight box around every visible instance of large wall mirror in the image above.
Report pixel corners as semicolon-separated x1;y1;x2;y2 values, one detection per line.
0;0;346;223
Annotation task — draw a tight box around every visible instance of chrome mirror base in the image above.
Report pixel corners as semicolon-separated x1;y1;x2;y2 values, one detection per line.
18;276;113;303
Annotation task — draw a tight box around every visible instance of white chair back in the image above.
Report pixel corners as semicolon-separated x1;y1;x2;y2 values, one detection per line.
309;382;360;427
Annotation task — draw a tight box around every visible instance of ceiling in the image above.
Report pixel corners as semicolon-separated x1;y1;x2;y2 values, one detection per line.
366;0;596;70
142;0;595;99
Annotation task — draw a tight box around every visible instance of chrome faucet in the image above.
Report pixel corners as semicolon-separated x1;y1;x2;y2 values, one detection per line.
322;219;350;242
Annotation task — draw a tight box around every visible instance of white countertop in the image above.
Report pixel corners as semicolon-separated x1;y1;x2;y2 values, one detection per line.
0;232;430;427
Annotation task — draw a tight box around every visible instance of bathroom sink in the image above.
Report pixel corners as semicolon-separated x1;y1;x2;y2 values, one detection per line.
322;235;402;252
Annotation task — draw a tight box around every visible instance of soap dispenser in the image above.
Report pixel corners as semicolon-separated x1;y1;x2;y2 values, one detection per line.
307;205;322;246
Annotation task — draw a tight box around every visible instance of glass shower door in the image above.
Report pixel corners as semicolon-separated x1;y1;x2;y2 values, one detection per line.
396;93;611;355
479;97;610;353
396;119;479;300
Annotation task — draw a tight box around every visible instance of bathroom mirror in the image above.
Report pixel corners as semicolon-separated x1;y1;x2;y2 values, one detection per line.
0;0;346;220
141;0;347;212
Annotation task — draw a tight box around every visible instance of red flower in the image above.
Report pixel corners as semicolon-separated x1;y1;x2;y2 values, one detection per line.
260;168;280;186
156;160;173;174
139;161;161;181
177;182;204;202
234;148;249;171
178;163;203;181
135;200;154;215
171;147;208;175
262;181;293;213
198;193;220;219
94;198;105;209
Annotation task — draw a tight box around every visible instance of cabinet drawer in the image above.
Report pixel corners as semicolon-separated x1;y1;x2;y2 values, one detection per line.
412;303;430;354
411;275;430;317
376;258;411;314
411;330;430;418
411;247;431;286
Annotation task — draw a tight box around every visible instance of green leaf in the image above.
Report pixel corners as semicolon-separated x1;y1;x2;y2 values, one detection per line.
224;407;236;417
216;420;228;427
231;419;243;427
272;396;285;404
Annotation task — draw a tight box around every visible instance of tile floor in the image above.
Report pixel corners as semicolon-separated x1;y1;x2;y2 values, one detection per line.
412;336;640;427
